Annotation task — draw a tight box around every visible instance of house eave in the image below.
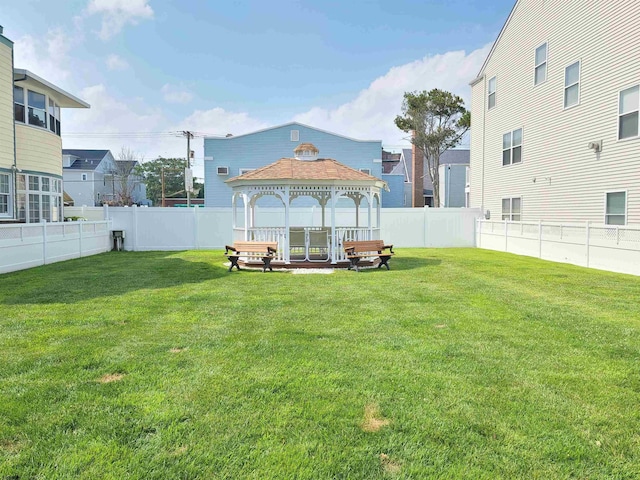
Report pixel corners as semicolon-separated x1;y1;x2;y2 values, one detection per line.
14;69;90;108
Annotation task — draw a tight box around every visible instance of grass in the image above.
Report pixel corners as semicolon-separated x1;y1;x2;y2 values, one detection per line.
0;248;639;479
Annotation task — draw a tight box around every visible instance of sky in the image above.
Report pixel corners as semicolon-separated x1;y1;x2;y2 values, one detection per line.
3;0;515;178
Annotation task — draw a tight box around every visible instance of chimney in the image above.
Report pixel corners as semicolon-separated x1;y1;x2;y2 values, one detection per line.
411;134;425;208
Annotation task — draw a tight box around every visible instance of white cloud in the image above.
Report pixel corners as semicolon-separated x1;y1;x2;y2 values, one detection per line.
179;107;268;137
62;86;267;178
161;84;194;104
86;0;154;40
293;45;491;147
105;54;129;71
13;28;76;87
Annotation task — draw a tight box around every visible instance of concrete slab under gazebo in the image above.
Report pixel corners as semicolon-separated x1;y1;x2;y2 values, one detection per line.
226;143;387;267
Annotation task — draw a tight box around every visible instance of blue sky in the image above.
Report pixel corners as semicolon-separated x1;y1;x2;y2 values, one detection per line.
4;0;515;176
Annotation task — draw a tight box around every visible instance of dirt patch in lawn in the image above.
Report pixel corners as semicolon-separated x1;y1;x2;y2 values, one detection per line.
98;373;125;383
434;324;447;328
361;403;391;432
379;453;401;475
169;347;186;353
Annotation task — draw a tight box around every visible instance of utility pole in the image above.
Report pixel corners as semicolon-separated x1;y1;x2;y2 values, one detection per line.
183;130;194;207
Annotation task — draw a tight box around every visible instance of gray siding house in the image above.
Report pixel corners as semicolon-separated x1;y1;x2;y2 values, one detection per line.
470;0;640;225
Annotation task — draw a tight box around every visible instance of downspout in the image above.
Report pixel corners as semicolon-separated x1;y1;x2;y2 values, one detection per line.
481;75;487;216
13;70;27;221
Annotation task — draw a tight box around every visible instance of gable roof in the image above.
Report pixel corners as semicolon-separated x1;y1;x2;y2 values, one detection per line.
470;0;520;85
205;121;381;143
227;157;382;183
62;149;110;171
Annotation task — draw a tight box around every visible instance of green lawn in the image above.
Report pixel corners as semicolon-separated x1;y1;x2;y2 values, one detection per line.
1;249;639;479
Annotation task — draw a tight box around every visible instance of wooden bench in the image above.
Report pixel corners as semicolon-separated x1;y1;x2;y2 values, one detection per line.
224;241;278;272
343;240;394;272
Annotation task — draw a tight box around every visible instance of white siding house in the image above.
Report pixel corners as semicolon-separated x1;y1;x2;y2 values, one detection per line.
469;0;640;226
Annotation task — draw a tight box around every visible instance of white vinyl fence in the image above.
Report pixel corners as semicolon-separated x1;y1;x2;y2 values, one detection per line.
65;206;481;251
477;219;640;276
0;220;112;274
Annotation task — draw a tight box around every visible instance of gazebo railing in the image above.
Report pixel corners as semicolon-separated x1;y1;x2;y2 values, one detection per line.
333;227;379;262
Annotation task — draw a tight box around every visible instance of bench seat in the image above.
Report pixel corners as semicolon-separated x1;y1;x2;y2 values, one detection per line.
343;240;394;272
225;241;278;272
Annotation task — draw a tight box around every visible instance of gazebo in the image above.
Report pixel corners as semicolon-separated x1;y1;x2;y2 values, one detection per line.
227;143;387;265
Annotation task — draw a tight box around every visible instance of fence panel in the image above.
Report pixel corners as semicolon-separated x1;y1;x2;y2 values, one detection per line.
477;219;640;276
0;220;112;274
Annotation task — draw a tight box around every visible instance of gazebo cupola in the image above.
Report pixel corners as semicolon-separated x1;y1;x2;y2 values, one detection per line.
293;143;319;161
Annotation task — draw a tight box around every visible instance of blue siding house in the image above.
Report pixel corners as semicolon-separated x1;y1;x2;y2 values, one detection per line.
204;122;403;207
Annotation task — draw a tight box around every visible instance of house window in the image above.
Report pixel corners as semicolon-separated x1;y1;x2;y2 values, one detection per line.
360;168;371;175
619;85;639;140
0;173;11;216
14;86;25;123
605;191;626;225
502;197;521;221
488;76;496;109
216;166;229;175
291;130;299;141
564;61;580;108
502;128;523;165
48;99;61;136
82;173;88;181
16;173;63;223
534;43;547;85
28;90;47;128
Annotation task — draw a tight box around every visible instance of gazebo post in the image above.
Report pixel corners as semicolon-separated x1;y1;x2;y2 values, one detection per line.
243;192;250;241
331;186;337;264
368;190;373;240
284;186;291;264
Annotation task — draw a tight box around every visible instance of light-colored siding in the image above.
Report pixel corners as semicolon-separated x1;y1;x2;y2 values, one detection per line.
16;124;62;176
204;123;384;207
470;0;640;225
0;41;14;171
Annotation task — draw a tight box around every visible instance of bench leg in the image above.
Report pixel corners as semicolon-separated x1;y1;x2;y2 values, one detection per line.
228;256;240;272
378;255;391;270
348;256;361;272
262;256;273;273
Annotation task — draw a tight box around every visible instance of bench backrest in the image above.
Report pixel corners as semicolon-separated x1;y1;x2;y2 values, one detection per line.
233;241;277;253
343;240;385;252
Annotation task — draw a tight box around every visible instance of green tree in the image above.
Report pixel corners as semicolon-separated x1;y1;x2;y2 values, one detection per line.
134;157;201;206
395;89;470;207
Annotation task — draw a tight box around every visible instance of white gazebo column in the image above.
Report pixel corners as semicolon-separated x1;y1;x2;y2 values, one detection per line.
331;186;337;264
367;190;373;240
243;192;250;240
376;193;382;238
284;186;291;264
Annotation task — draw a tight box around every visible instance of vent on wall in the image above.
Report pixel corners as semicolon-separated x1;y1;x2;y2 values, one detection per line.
360;168;371;175
239;168;255;175
290;130;299;141
216;166;229;175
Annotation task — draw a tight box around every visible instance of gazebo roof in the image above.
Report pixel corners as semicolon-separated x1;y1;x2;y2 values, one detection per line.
227;158;381;183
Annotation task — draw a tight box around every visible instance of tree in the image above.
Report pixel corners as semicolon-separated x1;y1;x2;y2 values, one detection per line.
110;146;143;206
134;157;200;206
395;89;470;207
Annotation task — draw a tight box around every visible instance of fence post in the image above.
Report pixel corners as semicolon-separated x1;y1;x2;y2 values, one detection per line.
193;206;199;249
504;219;508;252
103;203;109;220
585;221;590;268
477;218;482;248
538;220;543;258
616;226;620;245
79;221;83;257
132;205;138;251
42;221;47;265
